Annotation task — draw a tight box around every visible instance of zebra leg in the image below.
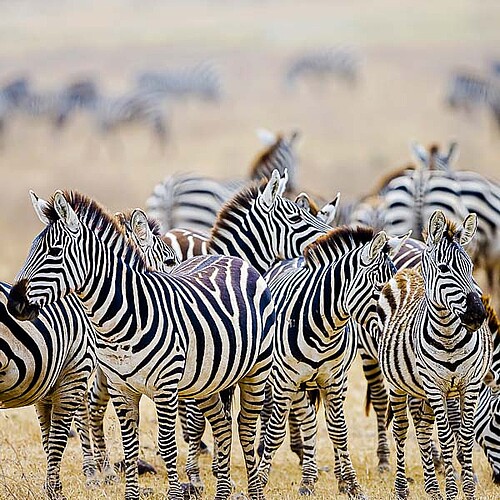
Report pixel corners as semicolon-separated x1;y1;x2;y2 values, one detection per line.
360;350;391;472
195;394;233;500
73;391;100;488
426;392;459;500
389;390;410;500
457;387;481;500
410;399;442;499
184;399;208;493
110;386;146;500
257;389;294;489
37;385;88;500
323;382;366;500
257;383;273;458
238;378;267;500
289;390;319;495
88;367;118;483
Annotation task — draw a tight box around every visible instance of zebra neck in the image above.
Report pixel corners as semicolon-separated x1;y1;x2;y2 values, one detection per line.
422;297;467;342
77;250;145;342
209;226;275;275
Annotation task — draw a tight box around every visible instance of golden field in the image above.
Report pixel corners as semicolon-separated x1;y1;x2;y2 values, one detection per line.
0;0;499;498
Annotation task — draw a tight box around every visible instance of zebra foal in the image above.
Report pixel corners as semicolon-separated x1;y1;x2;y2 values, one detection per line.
378;210;491;500
8;190;276;500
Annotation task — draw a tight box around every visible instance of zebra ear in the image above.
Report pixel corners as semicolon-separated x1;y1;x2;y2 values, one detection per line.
362;231;388;264
426;210;446;246
261;170;281;208
446;141;459;167
457;213;477;246
386;230;412;258
294;192;313;212
256;128;277;147
410;141;428;167
30;190;51;226
130;209;154;248
277;168;289;196
53;191;80;231
317;193;341;225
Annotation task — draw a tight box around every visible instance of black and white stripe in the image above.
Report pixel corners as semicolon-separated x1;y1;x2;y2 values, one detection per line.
146;129;300;233
378;210;491;500
257;227;406;496
8;189;276;500
136;62;222;102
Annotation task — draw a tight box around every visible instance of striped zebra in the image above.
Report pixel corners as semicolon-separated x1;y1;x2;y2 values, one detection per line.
91;90;169;150
377;210;491;500
257;227;409;497
285;47;360;88
136;61;222;102
474;296;500;484
8;189;276;500
446;71;500;130
146;128;300;233
0;279;97;497
88;172;338;492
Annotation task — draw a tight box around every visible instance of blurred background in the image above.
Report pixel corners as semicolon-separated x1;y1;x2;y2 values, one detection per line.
0;0;499;278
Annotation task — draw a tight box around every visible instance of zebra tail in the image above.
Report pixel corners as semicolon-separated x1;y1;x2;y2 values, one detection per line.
307;389;321;412
220;386;235;418
364;384;372;417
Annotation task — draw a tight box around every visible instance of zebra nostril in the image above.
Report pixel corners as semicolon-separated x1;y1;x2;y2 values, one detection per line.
460;292;486;332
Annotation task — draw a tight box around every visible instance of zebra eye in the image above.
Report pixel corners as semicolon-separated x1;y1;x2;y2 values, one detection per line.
164;258;176;267
438;263;450;273
48;247;63;257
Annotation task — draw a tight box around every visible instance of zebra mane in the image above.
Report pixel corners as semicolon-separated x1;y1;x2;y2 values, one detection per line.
210;180;264;241
304;226;374;266
370;163;415;195
248;136;285;179
482;295;500;337
42;190;148;270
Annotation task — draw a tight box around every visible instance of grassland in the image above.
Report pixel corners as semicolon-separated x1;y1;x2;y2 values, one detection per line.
0;0;499;498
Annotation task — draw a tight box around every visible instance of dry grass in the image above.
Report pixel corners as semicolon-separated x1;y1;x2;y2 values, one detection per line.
0;0;499;498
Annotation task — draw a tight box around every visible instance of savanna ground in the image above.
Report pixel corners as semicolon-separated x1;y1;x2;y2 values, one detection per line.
0;0;499;498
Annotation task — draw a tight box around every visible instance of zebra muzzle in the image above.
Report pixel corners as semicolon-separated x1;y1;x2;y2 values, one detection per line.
7;280;41;321
460;291;486;333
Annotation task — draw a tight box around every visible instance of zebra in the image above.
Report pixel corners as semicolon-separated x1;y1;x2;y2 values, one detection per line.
8;189;277;500
91;89;169;150
257;226;409;497
136;61;222;102
285;47;360;88
377;210;491;500
87;171;338;492
146;128;300;233
0;274;97;498
0;77;30;145
446;71;500;130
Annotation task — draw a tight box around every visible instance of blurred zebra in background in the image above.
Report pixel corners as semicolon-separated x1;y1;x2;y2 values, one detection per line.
285;47;360;88
136;61;222;102
446;71;500;131
146;128;300;233
0;77;30;145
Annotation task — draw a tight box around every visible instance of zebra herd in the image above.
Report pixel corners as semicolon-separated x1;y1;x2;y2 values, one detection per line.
1;130;500;500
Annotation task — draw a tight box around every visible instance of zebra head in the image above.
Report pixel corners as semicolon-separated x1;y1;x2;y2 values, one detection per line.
115;209;179;272
422;210;486;332
410;141;459;171
294;191;339;225
349;230;411;334
8;191;91;321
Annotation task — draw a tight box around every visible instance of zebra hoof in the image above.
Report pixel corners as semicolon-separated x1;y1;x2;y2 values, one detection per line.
395;488;410;500
406;476;415;484
181;482;203;499
298;483;315;495
139;487;154;497
378;460;391;473
137;458;157;475
338;480;348;494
